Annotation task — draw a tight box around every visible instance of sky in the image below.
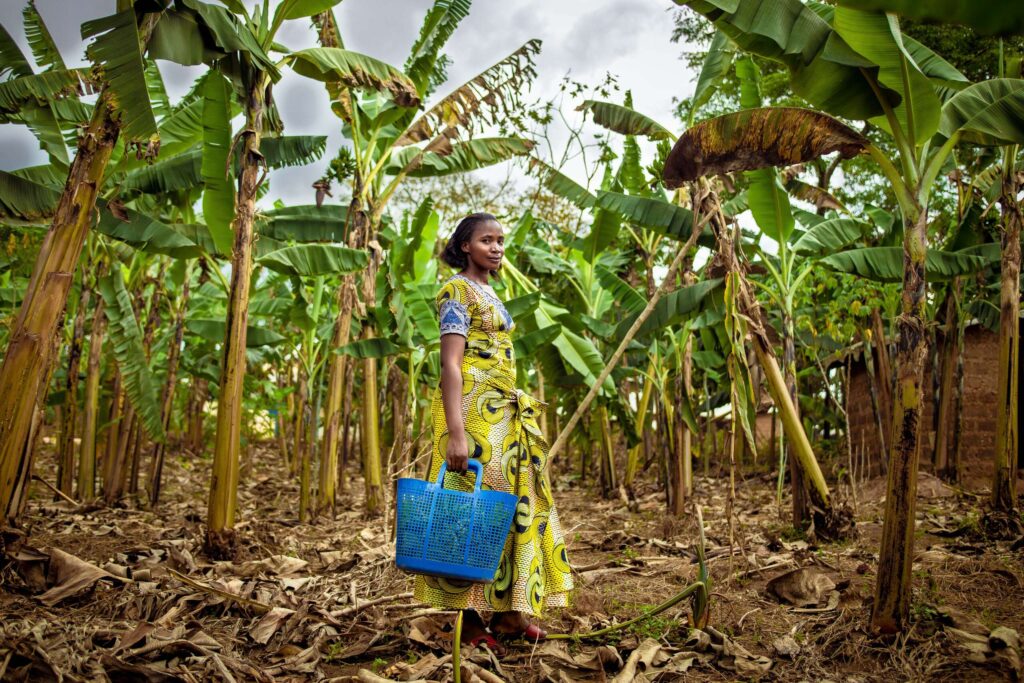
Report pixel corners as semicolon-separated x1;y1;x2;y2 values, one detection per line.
0;0;696;210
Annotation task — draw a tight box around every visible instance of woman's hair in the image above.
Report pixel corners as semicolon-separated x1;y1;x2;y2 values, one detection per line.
440;212;498;270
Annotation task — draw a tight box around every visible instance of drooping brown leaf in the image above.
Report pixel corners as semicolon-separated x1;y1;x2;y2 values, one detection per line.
663;107;869;188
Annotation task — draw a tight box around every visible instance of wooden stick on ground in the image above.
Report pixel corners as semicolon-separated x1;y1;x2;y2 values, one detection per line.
32;474;77;506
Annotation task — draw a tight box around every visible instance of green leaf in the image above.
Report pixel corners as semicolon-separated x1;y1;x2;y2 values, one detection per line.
595;191;695;241
23;1;65;72
97;270;165;443
390;137;534;177
595;264;646;315
0;68;91;114
528;158;596;210
579;100;675;140
833;6;941;144
940;78;1024;146
746;167;794;242
257;244;370;277
147;10;210;66
791;217;868;257
504;292;542;320
82;9;157;144
680;0;888;121
186;318;286;347
121;150;202;198
821;246;988;282
836;0;1024;36
689;30;735;123
201;71;235;256
180;0;279;78
0;22;33;79
614;279;722;342
280;0;344;20
337;337;403;358
258;135;327;168
403;0;472;95
95;204;202;258
0;169;59;225
257;204;350;242
513;324;561;359
582;208;621;263
289;47;419;107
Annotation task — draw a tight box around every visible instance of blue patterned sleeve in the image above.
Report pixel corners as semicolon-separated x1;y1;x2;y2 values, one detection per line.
437;279;472;338
439;298;470;337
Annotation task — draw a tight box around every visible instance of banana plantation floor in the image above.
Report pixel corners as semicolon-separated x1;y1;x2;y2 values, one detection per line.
2;444;1023;683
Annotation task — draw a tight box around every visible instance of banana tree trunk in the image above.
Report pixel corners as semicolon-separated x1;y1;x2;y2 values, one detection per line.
0;97;120;522
57;284;90;497
104;372;123;485
340;359;356;495
934;284;960;481
872;308;894;446
148;273;190;507
319;276;356;516
625;362;655;490
597;404;616;497
206;79;265;558
871;210;930;634
276;368;290;469
298;371;311;523
187;377;207;453
992;172;1021;512
292;363;307;481
362;352;383;513
104;405;136;505
862;330;888;473
782;313;809;525
671;337;694;517
78;292;105;500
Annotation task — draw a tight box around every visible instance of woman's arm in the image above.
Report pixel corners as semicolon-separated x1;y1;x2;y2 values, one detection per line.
439;334;469;472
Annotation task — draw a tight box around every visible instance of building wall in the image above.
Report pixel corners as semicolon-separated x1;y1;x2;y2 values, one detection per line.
847;326;999;468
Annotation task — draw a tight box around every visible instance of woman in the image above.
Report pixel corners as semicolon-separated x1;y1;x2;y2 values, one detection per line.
412;213;573;650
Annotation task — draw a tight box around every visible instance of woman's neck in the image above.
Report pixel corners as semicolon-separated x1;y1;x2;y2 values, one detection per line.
461;265;491;286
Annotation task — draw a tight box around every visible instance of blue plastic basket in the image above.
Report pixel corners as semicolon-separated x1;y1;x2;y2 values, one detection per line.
395;460;517;583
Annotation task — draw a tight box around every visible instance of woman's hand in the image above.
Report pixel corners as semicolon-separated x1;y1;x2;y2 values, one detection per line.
446;432;469;473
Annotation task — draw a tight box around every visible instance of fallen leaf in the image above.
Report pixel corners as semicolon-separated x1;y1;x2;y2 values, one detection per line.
766;567;836;607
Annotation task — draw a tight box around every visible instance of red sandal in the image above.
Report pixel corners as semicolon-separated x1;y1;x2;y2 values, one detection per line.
466;633;506;655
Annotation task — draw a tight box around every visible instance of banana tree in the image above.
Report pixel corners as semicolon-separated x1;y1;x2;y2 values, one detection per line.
161;0;419;553
309;3;538;514
0;0;169;523
255;243;369;520
678;0;1024;631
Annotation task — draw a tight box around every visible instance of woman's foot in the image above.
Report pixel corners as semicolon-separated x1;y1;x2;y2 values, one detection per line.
489;611;547;640
459;611;506;655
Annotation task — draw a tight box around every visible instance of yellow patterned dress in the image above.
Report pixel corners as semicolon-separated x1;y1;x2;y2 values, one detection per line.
412;274;574;616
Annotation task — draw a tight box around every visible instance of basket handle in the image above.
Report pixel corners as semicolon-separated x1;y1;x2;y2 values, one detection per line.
433;459;483;493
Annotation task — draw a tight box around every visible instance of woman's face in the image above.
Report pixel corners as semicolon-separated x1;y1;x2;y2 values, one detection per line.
462;220;505;272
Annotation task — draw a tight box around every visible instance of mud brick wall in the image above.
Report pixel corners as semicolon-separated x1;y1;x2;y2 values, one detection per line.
847;326;999;468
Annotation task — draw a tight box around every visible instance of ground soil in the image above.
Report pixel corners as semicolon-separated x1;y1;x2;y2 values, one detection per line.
1;441;1022;682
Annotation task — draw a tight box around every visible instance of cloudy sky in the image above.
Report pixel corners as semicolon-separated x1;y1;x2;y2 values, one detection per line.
0;0;696;208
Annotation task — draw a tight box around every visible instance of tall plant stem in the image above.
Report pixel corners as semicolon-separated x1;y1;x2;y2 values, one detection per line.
78;288;105;500
992;158;1021;511
148;268;191;507
206;76;265;558
57;282;90;496
0;97;119;521
871;208;930;634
